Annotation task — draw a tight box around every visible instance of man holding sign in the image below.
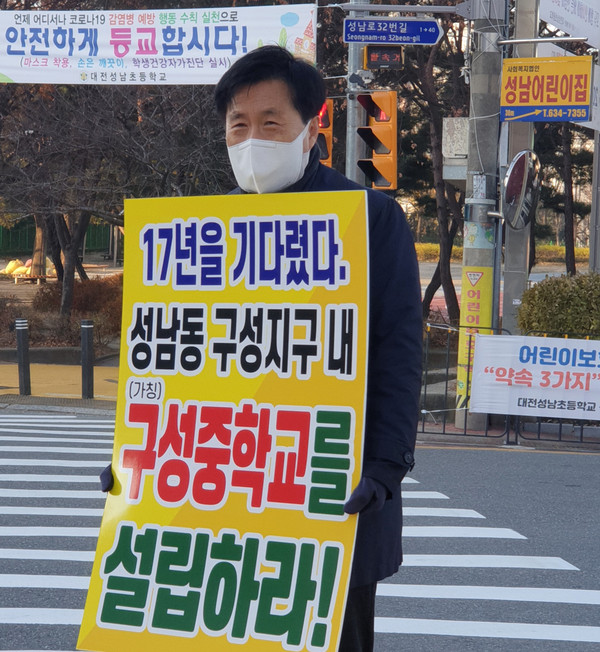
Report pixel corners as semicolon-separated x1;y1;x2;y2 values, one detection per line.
214;46;422;652
95;45;421;652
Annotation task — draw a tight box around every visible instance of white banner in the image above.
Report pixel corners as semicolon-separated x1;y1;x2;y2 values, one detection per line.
539;0;600;50
0;5;316;85
470;334;600;420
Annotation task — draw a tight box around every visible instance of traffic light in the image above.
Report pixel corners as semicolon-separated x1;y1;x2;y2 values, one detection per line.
317;99;333;167
363;45;404;70
356;91;398;190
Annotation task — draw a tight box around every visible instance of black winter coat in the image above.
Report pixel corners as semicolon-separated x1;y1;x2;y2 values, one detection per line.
234;145;423;588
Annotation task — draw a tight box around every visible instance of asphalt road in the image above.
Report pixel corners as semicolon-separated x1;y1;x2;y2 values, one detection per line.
1;410;599;651
377;444;600;651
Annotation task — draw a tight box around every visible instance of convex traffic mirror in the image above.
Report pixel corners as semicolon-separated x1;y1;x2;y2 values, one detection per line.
503;150;541;230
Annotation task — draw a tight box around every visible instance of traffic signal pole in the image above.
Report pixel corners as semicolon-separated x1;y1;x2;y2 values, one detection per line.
345;0;366;184
455;0;504;428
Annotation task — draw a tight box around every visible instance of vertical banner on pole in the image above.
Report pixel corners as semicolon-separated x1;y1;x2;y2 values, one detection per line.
456;264;494;412
77;190;370;652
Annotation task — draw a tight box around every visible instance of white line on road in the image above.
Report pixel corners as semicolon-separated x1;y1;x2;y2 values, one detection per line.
0;446;112;454
0;460;108;467
401;477;419;484
0;474;100;482
0;574;89;589
0;488;104;499
0;436;113;444
404;508;484;518
0;417;113;424
375;617;600;642
0;527;99;537
401;555;578;570
0;428;113;435
0;415;78;420
403;527;526;539
377;584;600;604
0;506;104;516
0;608;83;625
401;492;449;500
0;549;94;561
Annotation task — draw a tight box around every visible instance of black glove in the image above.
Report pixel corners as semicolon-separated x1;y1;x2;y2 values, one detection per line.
343;477;388;515
100;463;114;492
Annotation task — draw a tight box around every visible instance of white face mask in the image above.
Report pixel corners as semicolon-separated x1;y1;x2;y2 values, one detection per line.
227;123;310;194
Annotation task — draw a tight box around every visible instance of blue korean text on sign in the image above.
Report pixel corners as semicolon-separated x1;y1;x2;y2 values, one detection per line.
343;17;442;45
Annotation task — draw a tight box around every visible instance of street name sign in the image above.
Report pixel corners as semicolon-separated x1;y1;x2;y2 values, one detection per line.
343;17;442;45
500;56;593;123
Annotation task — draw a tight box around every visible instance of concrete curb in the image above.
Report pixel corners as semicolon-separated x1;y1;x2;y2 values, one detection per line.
0;393;117;415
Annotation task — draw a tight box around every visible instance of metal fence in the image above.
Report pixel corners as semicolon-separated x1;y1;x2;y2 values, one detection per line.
420;322;600;447
0;221;111;257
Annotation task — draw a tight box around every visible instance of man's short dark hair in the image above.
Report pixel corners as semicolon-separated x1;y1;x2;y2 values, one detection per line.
214;45;326;123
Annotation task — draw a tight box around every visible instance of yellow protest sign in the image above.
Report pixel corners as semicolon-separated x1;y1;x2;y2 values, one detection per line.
77;191;369;652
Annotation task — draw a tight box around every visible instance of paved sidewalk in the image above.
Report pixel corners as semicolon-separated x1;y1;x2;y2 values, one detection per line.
0;362;118;413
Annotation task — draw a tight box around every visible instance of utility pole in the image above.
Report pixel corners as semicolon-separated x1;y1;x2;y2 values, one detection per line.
501;0;539;333
455;0;504;427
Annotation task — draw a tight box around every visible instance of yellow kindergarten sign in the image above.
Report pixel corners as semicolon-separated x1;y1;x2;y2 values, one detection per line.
77;191;370;652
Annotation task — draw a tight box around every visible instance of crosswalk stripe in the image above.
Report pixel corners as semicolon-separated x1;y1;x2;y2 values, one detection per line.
0;417;113;423
403;527;526;539
0;575;89;589
0;549;94;561
0;506;104;516
0;428;113;435
0;436;113;444
402;555;578;570
0;446;112;454
374;617;600;642
0;488;103;498
0;474;100;483
0;608;83;625
0;415;78;420
401;492;449;499
404;508;484;518
377;585;600;604
0;527;99;537
9;526;517;540
0;460;108;467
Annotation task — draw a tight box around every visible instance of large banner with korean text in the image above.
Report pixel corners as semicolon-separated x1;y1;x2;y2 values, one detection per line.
77;191;369;652
470;334;600;420
0;4;316;85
